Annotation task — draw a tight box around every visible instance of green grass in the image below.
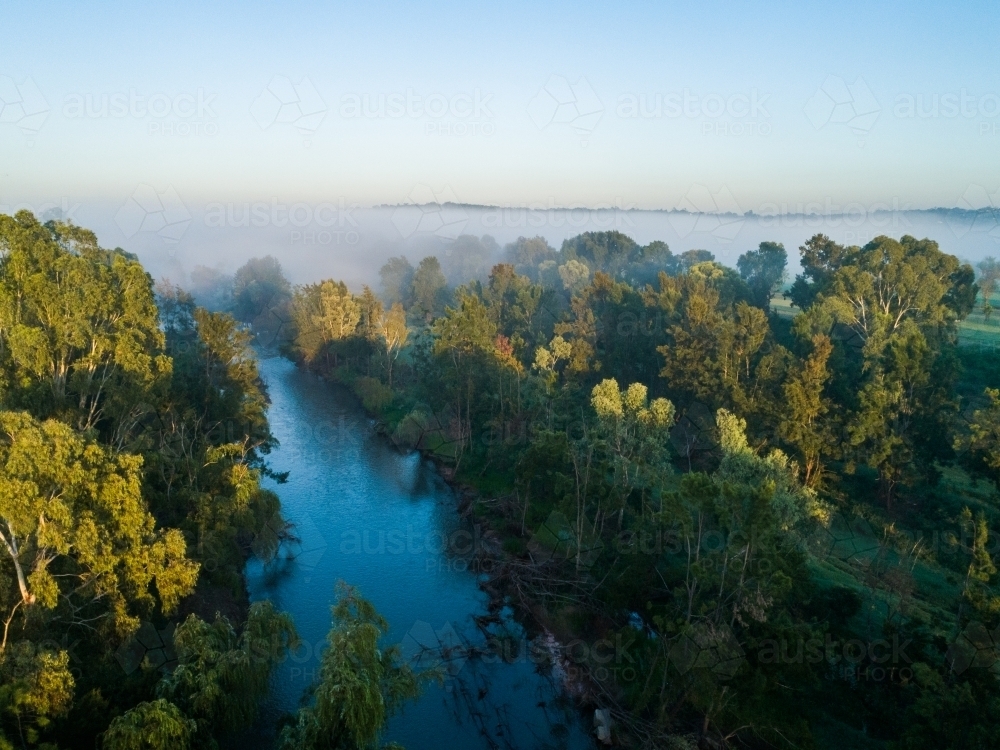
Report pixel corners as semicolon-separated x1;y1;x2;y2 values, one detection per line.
770;294;1000;349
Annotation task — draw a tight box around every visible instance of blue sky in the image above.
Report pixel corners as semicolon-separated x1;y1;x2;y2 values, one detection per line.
2;0;999;217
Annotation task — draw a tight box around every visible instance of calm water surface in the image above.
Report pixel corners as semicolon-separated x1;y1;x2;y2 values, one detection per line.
246;355;593;749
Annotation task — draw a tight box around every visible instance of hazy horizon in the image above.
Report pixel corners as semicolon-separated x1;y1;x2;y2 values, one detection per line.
9;199;990;293
4;0;1000;216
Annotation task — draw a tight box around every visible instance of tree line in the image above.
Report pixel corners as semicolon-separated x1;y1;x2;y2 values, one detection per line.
0;212;424;750
280;227;1000;749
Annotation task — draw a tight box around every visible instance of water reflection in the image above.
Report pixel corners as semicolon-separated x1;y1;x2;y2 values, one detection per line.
245;356;592;750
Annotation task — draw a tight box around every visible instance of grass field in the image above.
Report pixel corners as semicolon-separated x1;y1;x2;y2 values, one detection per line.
768;290;1000;688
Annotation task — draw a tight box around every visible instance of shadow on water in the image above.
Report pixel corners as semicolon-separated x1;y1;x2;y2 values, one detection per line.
242;355;593;750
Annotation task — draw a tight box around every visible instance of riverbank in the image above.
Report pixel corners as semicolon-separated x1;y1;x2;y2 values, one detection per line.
291;353;641;748
245;353;595;750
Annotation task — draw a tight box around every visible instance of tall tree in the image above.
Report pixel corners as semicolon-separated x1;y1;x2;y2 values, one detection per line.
102;700;196;750
441;234;498;286
277;585;422;750
291;281;360;367
737;241;787;311
0;643;75;746
231;256;292;324
792;234;976;506
0;212;171;440
654;269;787;428
357;286;384;343
779;334;835;485
380;303;408;388
962;387;1000;489
0;411;199;646
977;257;1000;322
503;236;556;281
411;256;447;321
591;378;674;520
156;602;298;743
378;256;414;308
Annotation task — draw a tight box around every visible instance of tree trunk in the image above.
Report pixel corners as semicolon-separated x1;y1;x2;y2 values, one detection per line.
0;524;35;605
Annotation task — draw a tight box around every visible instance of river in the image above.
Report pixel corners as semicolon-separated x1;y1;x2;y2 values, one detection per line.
244;355;594;749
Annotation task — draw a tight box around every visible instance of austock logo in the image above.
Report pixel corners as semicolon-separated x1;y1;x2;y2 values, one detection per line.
400;619;638;684
757;634;913;676
528;75;604;137
948;622;1000;675
115;621;177;674
115;184;192;243
804;75;880;143
62;88;218;137
251;76;327;141
391;184;469;239
0;74;49;137
668;621;745;680
667;184;745;241
527;510;604;570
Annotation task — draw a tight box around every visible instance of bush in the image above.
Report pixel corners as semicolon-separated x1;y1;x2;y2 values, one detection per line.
354;377;393;413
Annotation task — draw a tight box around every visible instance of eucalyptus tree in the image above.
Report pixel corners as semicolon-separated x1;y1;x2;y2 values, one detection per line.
278;585;422;750
156;601;298;744
789;234;976;507
653;267;788;432
410;256;447;321
378;256;414;308
380;303;408;388
231;256;292;324
977;256;999;321
778;334;836;486
0;212;170;443
0;410;199;647
590;378;675;521
737;241;787;311
291;280;361;367
103;700;196;750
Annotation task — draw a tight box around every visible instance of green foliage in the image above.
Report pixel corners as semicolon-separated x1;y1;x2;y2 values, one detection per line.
354;376;393;412
187;266;233;312
441;235;498;286
737;241;787;310
102;700;195;750
410;257;448;320
231;256;292;324
0;212;170;439
0;643;74;744
503;236;557;282
0;410;199;641
654;269;788;433
977;257;1000;322
0;214;293;749
378;257;414;308
963;387;1000;488
283;228;1000;748
277;584;422;750
151;287;285;583
157;601;298;742
591;379;675;508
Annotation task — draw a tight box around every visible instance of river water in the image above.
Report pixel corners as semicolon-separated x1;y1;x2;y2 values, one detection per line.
245;355;593;749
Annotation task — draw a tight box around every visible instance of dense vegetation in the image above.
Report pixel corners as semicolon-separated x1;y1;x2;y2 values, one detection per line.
267;228;1000;749
0;213;416;750
5;208;1000;749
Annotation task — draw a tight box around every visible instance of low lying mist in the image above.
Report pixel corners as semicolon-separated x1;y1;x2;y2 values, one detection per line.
5;198;999;295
